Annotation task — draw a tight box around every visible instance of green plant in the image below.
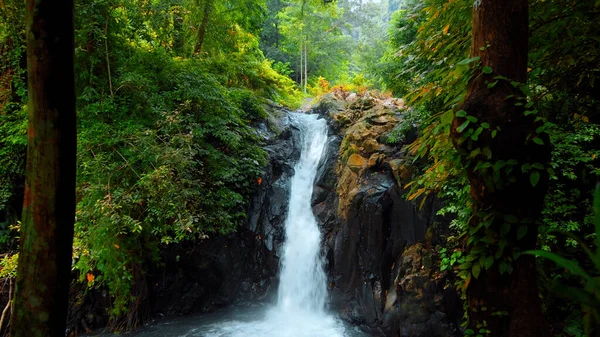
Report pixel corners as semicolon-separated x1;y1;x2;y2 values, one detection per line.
526;184;600;336
0;253;18;278
439;247;465;272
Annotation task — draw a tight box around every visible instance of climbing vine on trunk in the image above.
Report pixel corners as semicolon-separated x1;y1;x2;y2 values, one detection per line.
449;1;550;336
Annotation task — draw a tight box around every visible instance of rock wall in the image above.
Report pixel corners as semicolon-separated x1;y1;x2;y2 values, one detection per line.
311;92;462;337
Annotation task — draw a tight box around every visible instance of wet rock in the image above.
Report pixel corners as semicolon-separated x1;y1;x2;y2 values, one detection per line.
309;92;461;337
347;154;368;173
368;153;386;169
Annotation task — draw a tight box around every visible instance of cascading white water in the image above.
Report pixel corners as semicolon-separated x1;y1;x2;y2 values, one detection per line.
171;112;365;337
277;112;328;314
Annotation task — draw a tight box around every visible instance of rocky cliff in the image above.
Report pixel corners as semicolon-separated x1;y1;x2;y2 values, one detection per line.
150;92;463;336
310;91;462;337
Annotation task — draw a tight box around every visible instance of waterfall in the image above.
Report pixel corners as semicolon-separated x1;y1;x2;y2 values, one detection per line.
198;112;358;337
277;112;329;313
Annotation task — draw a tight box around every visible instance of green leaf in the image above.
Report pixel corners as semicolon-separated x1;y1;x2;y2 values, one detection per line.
456;110;467;118
470;148;481;158
530;170;540;187
535;125;545;133
525;250;593;283
493;160;506;171
491;130;497;138
524;110;537;116
472;263;481;279
532;163;544;170
481;123;490;129
533;137;544;145
466;116;478;123
517;225;528;240
457;120;470;133
482;66;493;74
487;81;498;88
500;222;511;236
504;214;518;223
499;261;508;275
484;256;494;270
457;56;480;66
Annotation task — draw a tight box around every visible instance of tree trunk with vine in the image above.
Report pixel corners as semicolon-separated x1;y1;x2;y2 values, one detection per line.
12;0;76;336
450;1;550;336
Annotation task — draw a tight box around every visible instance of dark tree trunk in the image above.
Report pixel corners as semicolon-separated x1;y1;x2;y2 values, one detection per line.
12;0;76;336
450;1;550;336
194;0;213;55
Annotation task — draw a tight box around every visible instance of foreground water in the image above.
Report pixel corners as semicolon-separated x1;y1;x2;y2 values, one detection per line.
127;113;367;337
129;304;368;337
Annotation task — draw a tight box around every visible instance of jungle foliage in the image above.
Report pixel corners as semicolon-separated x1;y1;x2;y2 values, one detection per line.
0;0;299;327
377;0;599;335
1;0;599;334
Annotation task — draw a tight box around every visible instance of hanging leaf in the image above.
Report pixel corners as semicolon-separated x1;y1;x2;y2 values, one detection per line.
533;137;544;145
484;256;494;270
472;263;481;279
517;225;528;240
499;261;508;275
482;66;493;74
530;170;540;187
500;223;511;236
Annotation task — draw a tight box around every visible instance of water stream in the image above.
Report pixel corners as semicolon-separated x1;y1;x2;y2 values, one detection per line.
129;113;367;337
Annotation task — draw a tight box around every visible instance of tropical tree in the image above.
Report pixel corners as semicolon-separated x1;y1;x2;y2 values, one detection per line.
12;0;76;336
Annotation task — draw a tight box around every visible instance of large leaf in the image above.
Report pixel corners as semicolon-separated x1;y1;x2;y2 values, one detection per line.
525;250;593;283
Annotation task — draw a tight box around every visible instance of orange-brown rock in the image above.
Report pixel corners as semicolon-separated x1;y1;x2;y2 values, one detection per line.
347;154;368;173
